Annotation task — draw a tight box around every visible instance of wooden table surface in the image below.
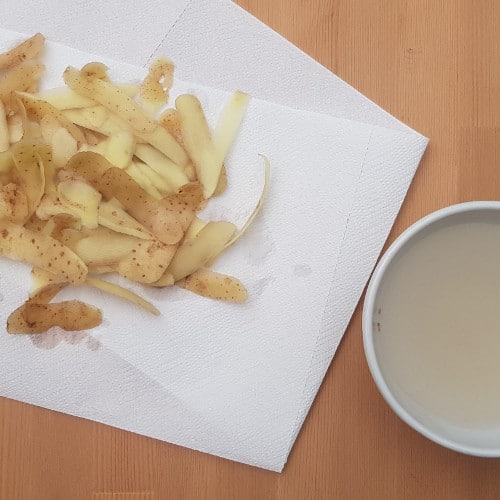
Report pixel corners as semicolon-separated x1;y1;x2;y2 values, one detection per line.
2;1;500;498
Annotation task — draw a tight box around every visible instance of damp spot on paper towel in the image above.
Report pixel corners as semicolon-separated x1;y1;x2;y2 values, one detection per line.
0;292;4;301
293;264;312;277
251;277;274;296
66;331;86;345
86;336;102;351
30;332;61;350
30;330;101;351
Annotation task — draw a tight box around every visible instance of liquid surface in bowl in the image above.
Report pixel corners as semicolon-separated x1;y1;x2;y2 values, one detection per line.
375;220;500;429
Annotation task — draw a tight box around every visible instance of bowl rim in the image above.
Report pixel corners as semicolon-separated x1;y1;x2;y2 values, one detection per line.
362;200;500;457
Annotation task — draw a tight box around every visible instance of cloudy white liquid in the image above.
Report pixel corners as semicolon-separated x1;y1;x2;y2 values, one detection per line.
375;221;500;429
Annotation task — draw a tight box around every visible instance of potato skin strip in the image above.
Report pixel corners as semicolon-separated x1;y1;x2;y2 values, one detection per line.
15;92;87;145
63;66;156;134
8;299;102;334
0;33;45;70
176;94;222;199
7;282;102;334
86;277;160;316
0;221;87;285
179;268;248;303
223;156;270;250
0;60;45;108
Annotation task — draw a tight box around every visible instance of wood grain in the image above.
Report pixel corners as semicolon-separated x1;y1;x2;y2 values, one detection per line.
3;1;500;498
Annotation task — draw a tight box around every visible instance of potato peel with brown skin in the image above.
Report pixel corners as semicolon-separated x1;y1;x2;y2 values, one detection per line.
0;60;45;110
11;140;46;218
0;33;45;70
179;268;248;303
66;152;202;245
158;108;183;146
166;221;236;282
15;92;87;145
0;220;87;285
0;183;29;223
7;283;102;334
63;66;156;134
140;57;174;107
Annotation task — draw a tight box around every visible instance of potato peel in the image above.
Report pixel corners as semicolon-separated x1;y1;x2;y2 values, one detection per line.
15;92;87;145
0;33;45;70
63;65;156;134
179;268;248;303
140;57;174;110
167;221;236;281
0;220;87;285
86;277;159;316
0;33;268;334
7;282;102;334
176;94;222;198
223;155;270;251
8;300;102;334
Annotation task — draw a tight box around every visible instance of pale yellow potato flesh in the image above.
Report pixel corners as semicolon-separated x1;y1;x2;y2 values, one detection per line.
51;127;77;169
167;221;236;281
15;92;87;144
176;93;222;199
62;107;126;137
183;216;208;241
57;180;101;229
38;87;96;109
11;141;46;218
134;143;189;190
150;271;175;288
98;200;153;239
104;130;135;169
74;229;140;266
30;267;65;293
40;114;60;143
36;195;79;221
125;162;163;200
129;160;172;196
213;91;250;160
86;277;159;315
135;123;189;167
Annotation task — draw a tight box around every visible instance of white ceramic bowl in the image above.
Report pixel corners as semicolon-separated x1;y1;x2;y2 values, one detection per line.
363;201;500;456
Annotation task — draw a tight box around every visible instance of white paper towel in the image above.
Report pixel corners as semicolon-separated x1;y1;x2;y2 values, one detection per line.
0;0;428;472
